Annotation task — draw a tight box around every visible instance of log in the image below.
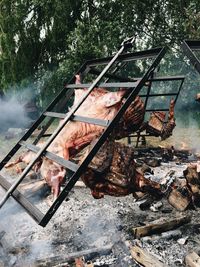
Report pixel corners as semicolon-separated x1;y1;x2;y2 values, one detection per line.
185;251;200;267
168;188;191;211
132;215;191;238
35;244;113;266
130;245;168;267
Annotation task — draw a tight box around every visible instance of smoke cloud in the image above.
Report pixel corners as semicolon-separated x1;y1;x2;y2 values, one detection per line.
0;97;30;132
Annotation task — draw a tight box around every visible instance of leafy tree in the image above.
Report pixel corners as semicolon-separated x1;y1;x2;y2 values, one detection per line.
1;0;200;110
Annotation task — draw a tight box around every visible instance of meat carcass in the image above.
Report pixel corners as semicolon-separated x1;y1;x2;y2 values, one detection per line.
5;75;146;199
50;75;126;160
5;143;44;173
115;95;145;139
75;140;162;199
40;75;146;198
146;98;176;140
5;79;127;199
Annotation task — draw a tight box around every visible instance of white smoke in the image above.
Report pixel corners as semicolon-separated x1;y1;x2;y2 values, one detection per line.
167;115;200;152
0;97;30;132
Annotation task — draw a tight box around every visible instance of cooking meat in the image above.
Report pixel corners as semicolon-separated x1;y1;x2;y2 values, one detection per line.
5;143;44;173
146;98;176;140
76;140;162;199
39;76;128;198
115;95;145;139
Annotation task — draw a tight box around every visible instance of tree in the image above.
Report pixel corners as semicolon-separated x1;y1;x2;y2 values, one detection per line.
0;0;82;90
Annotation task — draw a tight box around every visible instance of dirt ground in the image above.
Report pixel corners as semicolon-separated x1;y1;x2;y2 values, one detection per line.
0;124;200;267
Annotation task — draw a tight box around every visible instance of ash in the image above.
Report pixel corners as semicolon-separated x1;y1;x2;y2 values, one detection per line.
1;136;200;266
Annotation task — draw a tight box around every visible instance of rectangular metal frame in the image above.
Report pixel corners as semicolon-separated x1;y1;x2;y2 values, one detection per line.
0;39;167;227
182;40;200;74
128;75;184;144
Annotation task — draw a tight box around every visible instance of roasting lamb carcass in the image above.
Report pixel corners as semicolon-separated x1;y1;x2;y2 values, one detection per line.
5;77;128;199
75;140;162;199
4;75;146;199
115;95;145;139
39;75;146;198
5;143;44;173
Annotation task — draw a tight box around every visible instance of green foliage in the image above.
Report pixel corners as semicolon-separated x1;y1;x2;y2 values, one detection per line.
1;0;200;109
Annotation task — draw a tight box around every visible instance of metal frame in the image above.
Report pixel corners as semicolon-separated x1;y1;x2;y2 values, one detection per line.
128;75;184;145
182;40;200;74
0;37;167;227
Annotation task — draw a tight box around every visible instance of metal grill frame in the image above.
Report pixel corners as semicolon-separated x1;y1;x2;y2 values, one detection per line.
0;39;168;227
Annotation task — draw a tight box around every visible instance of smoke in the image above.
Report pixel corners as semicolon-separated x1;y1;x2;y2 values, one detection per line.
0;187;54;266
0;97;30;132
170;115;200;152
70;201;122;252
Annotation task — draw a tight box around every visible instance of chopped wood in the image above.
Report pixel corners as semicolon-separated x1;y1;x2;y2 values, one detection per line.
35;244;113;266
185;251;200;267
141;229;182;242
130;245;168;267
132;215;191;238
168;188;191;211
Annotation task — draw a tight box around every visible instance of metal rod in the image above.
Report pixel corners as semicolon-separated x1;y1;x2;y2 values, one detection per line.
174;78;184;104
144;72;154;111
0;38;133;210
20;141;79;172
65;81;138;89
90;68;185;83
85;48;163;67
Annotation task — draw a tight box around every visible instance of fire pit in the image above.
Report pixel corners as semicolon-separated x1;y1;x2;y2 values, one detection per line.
1;39;200;267
1;139;200;267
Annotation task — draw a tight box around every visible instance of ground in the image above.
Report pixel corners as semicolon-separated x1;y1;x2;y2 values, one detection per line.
0;123;200;267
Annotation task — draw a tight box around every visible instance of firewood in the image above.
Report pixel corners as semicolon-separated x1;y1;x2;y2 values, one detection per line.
185;251;200;267
168;188;192;211
35;244;113;266
132;215;191;238
130;245;168;267
184;165;199;183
